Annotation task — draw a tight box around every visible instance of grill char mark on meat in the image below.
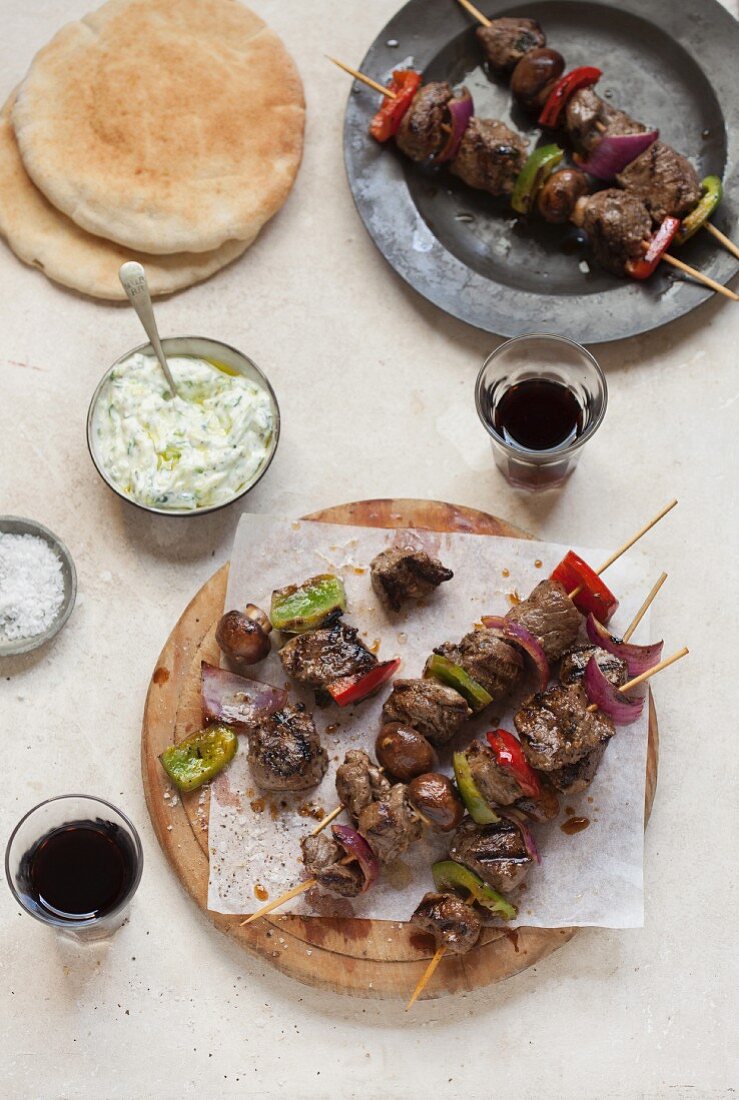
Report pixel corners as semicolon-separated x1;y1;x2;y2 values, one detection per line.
395;81;454;162
435;628;522;700
560;644;628;688
505;579;582;663
449;816;533;894
300;834;364;897
475;17;546;74
514;782;560;823
573;190;652;276
335;748;391;821
411;891;481;953
370;546;453;612
451;117;528;197
278;621;376;691
513;682;614;774
381;678;472;747
247;705;328;791
616;140;701;224
357;783;422;864
547;742;608;794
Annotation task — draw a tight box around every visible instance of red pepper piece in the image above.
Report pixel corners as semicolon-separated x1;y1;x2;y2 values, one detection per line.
328;657;401;707
551;550;619;624
626;216;681;280
370;70;422;143
538;66;602;128
486;729;541;799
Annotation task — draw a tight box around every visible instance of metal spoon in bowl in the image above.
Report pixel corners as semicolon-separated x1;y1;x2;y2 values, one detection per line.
118;262;180;398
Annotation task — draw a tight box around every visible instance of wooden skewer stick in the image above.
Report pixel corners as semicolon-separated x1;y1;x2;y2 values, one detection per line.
661;253;739;301
406;944;446;1009
327;56;396;98
622;572;667;642
310;804;343;835
704;221;739;262
456;0;491;26
585;646;688;712
568;499;677;599
240;879;316;925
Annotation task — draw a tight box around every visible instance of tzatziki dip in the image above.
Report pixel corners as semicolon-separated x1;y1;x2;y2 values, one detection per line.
92;353;275;511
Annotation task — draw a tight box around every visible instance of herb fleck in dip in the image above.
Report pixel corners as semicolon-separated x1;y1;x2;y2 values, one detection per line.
93;353;274;511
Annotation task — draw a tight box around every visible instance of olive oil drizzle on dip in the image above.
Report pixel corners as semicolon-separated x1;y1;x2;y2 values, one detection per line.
93;353;274;511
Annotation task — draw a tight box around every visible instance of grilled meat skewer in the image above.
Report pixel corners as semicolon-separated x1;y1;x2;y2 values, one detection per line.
411;891;482;953
247;704;328;791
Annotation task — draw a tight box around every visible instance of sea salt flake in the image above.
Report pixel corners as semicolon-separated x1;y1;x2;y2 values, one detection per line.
0;533;64;641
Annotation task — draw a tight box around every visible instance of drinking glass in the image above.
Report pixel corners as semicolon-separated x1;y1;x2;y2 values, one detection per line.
6;795;143;941
475;333;608;491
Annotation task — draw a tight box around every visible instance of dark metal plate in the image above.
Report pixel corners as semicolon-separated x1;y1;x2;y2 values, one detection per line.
343;0;739;342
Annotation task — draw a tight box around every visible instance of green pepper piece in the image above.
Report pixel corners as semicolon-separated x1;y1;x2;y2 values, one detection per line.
270;573;347;633
676;176;723;244
159;723;238;792
453;751;500;824
511;144;564;215
425;654;493;712
432;860;517;921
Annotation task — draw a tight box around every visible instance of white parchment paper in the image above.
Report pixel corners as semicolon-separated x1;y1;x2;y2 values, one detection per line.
207;514;653;928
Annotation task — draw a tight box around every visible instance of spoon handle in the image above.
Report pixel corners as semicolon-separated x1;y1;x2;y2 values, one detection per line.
118;262;180;397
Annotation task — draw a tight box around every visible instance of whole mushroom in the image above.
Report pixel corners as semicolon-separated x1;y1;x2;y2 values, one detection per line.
375;723;438;782
215;604;272;668
408;773;464;832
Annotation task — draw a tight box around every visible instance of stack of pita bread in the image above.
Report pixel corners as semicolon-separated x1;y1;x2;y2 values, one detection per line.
0;0;305;299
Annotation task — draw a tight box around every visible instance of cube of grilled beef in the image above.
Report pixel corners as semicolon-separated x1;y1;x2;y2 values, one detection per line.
513;782;560;823
572;190;652;276
411;891;481;954
370;546;453;612
278;621;376;691
616;140;701;224
435;628;523;700
357;783;422;864
247;705;328;791
300;834;364;898
381;678;472;747
514;682;614;773
505;579;582;662
565;88;647;154
475;17;546;74
451;117;528;196
395;81;455;162
560;644;627;688
449;817;533;894
547;742;608;795
336;749;391;821
462;739;524;807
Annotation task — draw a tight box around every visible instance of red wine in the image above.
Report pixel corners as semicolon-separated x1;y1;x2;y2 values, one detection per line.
20;820;136;922
492;378;583;451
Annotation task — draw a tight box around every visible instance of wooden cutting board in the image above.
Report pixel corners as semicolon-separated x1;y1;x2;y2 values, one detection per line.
141;499;658;1000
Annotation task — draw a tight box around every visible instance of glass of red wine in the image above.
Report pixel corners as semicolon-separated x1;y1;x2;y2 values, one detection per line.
5;795;143;940
475;334;607;491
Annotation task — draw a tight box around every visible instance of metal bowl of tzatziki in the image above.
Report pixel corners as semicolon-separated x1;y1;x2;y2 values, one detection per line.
86;336;280;516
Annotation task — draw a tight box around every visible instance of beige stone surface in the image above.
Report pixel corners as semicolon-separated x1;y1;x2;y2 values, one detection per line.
0;2;737;1097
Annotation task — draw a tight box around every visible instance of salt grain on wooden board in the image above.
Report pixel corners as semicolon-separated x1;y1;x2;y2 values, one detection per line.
0;533;64;641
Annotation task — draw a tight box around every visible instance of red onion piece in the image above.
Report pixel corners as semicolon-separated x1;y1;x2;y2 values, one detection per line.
481;615;550;691
500;808;541;864
585;613;663;676
584;655;643;725
434;90;474;164
201;662;286;730
332;824;379;893
578;130;659;180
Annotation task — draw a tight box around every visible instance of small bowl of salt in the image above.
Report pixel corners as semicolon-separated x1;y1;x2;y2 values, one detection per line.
0;517;77;656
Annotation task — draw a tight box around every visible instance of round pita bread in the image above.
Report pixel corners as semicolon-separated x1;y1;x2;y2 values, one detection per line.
0;93;252;299
12;0;305;254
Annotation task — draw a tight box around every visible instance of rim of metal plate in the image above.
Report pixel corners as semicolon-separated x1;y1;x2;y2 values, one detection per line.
343;0;739;343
